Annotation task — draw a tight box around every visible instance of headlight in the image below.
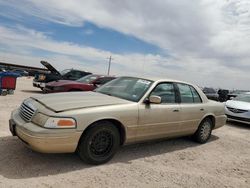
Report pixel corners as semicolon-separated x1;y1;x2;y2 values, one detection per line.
32;113;49;126
44;117;76;129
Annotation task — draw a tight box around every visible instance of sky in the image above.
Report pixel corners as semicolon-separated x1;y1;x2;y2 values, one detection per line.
0;0;249;90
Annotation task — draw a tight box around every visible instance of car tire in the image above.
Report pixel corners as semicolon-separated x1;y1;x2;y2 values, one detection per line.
1;90;8;96
193;118;213;144
77;121;120;165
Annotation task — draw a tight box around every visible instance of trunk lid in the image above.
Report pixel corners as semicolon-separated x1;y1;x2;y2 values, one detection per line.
40;61;60;75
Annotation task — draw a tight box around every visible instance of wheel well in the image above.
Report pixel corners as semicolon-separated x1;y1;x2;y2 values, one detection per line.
81;119;126;145
203;115;215;129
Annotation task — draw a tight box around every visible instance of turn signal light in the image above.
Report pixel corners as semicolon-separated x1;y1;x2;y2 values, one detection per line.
58;119;75;127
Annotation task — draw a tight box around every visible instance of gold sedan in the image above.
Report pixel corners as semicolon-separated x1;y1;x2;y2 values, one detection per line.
9;77;226;164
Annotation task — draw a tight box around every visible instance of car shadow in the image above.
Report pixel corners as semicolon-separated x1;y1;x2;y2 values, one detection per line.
21;90;43;94
0;135;219;180
112;135;218;164
226;121;250;130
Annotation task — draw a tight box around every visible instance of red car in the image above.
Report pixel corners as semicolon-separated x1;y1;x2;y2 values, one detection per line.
44;74;116;93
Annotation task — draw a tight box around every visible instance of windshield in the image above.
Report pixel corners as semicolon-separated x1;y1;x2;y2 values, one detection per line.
233;95;250;103
77;75;98;84
96;77;153;102
60;69;71;76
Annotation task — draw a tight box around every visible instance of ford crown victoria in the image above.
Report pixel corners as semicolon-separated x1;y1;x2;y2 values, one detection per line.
10;77;226;164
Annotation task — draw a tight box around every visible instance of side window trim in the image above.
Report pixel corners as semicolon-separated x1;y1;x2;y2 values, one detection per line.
189;86;195;103
173;83;181;103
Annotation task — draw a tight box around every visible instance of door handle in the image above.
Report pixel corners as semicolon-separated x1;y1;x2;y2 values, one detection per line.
200;108;204;111
173;109;179;112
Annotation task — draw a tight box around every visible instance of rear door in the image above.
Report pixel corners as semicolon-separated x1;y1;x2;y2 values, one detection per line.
176;83;206;134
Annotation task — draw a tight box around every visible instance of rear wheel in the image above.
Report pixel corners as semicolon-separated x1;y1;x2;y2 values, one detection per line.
77;121;120;165
193;118;213;144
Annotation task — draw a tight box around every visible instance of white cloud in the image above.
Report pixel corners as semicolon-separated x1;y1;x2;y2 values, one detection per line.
0;0;249;89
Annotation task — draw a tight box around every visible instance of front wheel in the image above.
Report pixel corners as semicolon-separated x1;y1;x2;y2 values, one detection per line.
193;118;213;144
77;121;120;165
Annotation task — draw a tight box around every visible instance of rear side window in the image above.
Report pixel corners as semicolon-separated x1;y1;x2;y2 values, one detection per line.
177;83;202;103
190;86;202;103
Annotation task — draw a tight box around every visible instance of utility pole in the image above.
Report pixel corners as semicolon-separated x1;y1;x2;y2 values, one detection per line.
107;55;113;75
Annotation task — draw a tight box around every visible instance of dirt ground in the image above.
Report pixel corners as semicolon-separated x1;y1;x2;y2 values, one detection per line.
0;77;249;188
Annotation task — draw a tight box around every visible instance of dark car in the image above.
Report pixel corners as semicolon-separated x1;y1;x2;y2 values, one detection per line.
44;74;116;93
33;61;92;90
203;87;219;101
218;89;229;102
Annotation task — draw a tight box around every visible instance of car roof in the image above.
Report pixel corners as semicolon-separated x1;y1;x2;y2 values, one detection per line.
119;76;194;86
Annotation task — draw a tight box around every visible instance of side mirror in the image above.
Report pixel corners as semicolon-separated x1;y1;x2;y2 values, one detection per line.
149;95;161;104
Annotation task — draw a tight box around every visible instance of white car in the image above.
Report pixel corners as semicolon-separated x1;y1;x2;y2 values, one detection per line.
225;94;250;124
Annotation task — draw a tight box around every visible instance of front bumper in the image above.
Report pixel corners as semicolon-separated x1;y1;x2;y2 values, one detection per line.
226;115;250;125
225;107;250;125
9;109;82;153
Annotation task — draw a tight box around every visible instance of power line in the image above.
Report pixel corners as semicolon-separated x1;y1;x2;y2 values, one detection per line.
107;55;113;75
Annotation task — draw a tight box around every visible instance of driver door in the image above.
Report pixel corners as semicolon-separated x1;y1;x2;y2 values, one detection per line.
137;82;181;142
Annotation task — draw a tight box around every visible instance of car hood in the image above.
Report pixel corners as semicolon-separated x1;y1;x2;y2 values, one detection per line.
31;91;131;112
226;100;250;110
40;60;60;75
47;80;82;87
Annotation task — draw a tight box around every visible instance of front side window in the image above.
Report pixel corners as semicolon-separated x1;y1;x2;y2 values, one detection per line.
150;83;176;103
177;83;202;103
96;77;153;102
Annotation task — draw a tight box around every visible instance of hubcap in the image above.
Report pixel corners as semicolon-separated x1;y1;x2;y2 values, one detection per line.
90;130;113;157
201;121;211;140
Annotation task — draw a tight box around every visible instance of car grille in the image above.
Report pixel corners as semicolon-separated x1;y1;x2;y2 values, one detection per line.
226;107;248;113
19;101;36;122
